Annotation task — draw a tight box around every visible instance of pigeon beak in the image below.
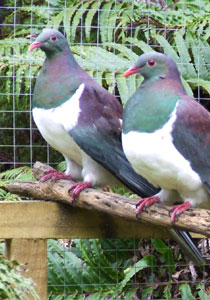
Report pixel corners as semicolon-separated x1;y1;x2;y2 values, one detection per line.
29;41;42;51
123;66;140;77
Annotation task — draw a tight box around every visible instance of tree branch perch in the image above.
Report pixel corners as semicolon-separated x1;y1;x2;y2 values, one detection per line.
4;161;210;237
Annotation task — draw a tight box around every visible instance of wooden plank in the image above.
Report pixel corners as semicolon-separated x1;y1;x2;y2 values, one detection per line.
0;201;171;239
5;239;47;300
5;161;210;238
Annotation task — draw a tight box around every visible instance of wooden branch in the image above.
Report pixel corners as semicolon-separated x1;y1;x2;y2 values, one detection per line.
4;161;210;238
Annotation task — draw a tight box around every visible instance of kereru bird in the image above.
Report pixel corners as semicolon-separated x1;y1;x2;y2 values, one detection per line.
122;51;210;224
29;29;158;200
29;30;204;265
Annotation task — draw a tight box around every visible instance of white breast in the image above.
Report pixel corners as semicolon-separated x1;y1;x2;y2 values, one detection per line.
122;106;209;207
32;83;85;166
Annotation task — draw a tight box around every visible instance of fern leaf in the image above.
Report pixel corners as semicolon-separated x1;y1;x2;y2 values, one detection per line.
126;75;137;98
200;39;210;79
104;72;115;94
48;239;83;290
0;166;33;183
92;70;103;86
73;45;128;73
71;2;91;44
107;43;139;61
174;31;196;78
187;78;210;95
72;239;101;286
6;67;13;102
99;2;114;44
181;77;193;97
15;64;27;104
48;10;64;30
63;5;81;42
119;255;156;292
186;32;209;80
154;34;189;76
85;1;100;42
154;34;180;63
125;37;154;53
116;74;129;106
74;239;95;267
107;3;124;43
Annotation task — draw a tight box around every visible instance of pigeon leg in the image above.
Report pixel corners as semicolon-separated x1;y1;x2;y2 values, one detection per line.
68;182;92;202
39;169;73;182
170;202;191;223
136;195;160;216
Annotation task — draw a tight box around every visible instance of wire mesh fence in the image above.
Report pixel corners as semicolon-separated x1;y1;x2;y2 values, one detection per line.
1;0;210;299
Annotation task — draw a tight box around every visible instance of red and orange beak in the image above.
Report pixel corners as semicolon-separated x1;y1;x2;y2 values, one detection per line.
29;41;42;51
123;66;140;77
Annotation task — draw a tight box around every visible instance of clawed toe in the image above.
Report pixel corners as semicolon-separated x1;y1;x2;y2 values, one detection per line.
39;169;72;182
68;182;92;202
136;195;160;216
169;202;191;223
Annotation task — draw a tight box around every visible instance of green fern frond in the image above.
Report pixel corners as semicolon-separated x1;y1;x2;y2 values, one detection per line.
125;37;154;53
104;72;116;94
119;255;156;292
92;70;103;86
85;1;100;42
181;77;194;97
115;75;129;106
0;254;40;299
99;2;114;44
106;3;124;43
0;166;34;184
105;43;138;61
49;10;65;30
154;34;180;63
187;78;210;94
71;2;92;43
63;5;81;42
73;45;128;73
0;189;22;202
174;31;196;78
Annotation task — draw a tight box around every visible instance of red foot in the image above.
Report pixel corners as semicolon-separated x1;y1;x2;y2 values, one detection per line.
39;169;72;182
170;201;191;223
136;195;160;216
68;182;92;202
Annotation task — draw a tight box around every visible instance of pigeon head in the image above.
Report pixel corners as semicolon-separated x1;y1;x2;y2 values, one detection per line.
29;29;68;56
123;52;180;80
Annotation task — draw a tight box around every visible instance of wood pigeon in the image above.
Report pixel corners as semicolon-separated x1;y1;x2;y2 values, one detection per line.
29;30;204;265
29;29;158;199
122;51;210;224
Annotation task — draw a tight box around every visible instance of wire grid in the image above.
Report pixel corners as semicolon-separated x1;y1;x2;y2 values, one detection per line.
1;0;210;299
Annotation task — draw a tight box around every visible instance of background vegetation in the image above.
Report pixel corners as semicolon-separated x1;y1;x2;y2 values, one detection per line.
0;0;210;299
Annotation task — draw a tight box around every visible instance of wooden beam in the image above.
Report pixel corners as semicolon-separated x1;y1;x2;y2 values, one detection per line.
4;161;210;237
0;201;170;239
5;238;47;300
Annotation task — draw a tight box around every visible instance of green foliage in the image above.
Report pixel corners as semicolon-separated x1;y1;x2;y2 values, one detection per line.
179;284;195;300
0;166;34;201
48;238;140;299
0;245;39;300
47;238;210;299
151;238;175;273
1;1;210;166
1;1;210;299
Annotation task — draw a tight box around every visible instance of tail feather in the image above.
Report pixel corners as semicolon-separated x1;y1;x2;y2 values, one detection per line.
169;229;205;265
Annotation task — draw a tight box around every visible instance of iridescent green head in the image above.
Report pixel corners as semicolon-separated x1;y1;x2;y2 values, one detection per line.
123;52;180;80
29;29;68;57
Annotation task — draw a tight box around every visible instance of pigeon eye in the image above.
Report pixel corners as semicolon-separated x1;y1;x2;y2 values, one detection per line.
147;59;156;67
51;35;57;42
